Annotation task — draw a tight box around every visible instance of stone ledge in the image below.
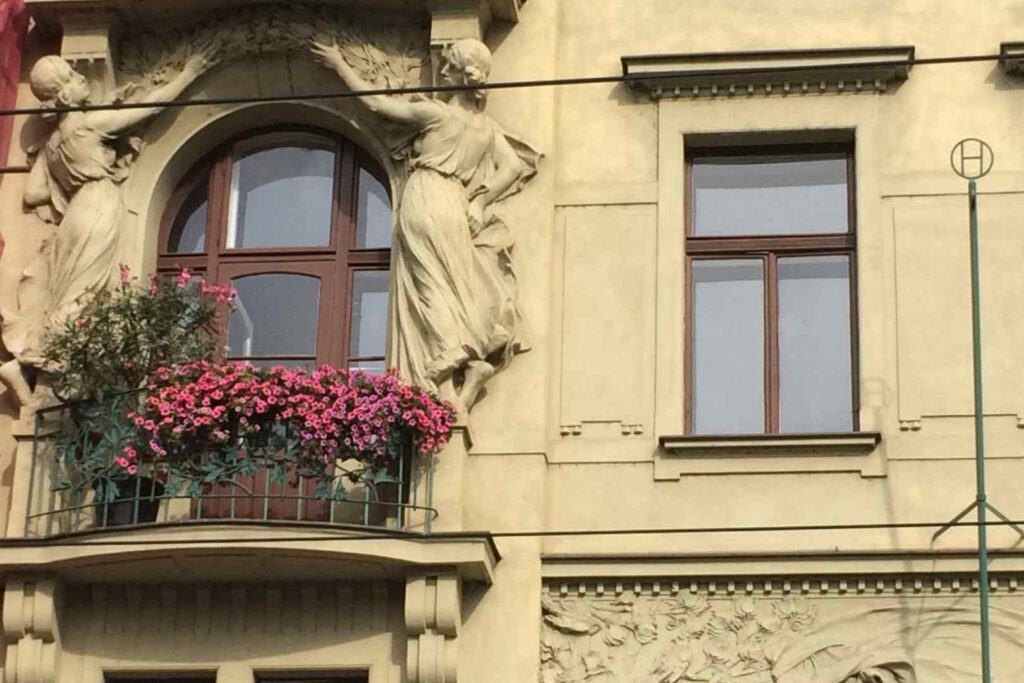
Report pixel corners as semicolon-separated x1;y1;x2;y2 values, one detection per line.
622;45;914;100
656;432;882;478
0;523;500;583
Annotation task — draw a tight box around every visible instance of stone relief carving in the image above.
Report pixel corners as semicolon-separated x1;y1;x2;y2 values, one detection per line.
540;591;1024;683
0;51;216;405
541;593;817;683
312;37;540;416
117;4;428;96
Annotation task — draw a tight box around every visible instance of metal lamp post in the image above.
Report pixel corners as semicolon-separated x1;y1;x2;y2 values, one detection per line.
934;138;1024;683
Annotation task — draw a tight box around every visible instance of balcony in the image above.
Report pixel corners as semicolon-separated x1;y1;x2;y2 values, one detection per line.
3;395;494;584
22;395;435;537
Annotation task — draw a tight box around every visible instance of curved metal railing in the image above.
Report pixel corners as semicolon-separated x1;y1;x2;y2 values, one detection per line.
23;396;437;538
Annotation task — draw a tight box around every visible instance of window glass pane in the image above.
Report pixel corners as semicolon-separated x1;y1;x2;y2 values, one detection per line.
167;171;209;253
349;270;389;359
693;260;764;435
227;146;335;249
245;358;318;371
349;359;386;374
692;155;848;236
778;255;853;432
228;274;320;358
355;168;392;248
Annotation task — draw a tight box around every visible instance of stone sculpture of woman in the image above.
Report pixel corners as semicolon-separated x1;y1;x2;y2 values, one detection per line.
0;49;215;405
312;37;538;415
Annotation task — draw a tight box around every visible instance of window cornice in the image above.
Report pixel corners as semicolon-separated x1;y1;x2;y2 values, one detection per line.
622;45;915;100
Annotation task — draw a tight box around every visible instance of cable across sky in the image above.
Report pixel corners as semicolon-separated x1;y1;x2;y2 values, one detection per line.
0;51;1007;118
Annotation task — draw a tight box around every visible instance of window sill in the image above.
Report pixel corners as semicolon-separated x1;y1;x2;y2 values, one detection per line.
655;432;883;478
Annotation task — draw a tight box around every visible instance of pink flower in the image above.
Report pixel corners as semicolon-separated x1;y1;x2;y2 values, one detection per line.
174;267;192;289
119;264;132;283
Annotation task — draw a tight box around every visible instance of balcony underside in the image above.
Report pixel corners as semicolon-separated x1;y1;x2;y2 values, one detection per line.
0;522;498;583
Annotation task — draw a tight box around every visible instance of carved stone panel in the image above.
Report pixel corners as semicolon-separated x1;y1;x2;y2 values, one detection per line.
893;195;1024;425
558;205;656;435
117;4;429;92
541;578;1024;683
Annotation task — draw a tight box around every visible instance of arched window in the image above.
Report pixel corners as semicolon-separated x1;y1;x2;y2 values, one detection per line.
160;130;392;371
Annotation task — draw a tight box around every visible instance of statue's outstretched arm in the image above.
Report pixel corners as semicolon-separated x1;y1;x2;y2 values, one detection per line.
311;40;439;127
88;45;217;135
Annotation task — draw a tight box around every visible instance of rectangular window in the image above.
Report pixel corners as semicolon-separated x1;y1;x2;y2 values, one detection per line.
685;143;857;435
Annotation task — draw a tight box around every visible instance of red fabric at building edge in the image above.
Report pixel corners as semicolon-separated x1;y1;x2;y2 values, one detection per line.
0;0;26;172
0;0;26;261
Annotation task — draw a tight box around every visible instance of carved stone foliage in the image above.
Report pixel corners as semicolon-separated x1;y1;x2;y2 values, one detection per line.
541;593;815;683
117;4;428;94
541;589;1024;683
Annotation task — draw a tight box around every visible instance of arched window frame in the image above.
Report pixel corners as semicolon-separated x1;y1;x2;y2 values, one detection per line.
158;127;393;369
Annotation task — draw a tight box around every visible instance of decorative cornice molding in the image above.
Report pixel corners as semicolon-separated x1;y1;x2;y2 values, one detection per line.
622;45;915;100
543;573;1024;599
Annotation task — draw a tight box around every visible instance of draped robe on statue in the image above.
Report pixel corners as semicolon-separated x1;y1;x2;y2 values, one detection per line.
2;115;134;367
389;98;538;393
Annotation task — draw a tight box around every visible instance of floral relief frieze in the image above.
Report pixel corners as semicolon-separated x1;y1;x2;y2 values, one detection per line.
541;592;815;683
116;3;429;93
540;584;1024;683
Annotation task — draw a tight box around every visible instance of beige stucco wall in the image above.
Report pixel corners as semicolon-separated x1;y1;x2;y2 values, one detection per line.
2;0;1024;681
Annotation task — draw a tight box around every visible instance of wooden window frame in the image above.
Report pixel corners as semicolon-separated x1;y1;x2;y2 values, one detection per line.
683;142;860;435
157;127;391;368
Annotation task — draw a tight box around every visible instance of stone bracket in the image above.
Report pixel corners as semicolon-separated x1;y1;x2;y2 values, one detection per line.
3;577;62;683
58;9;119;100
406;573;461;683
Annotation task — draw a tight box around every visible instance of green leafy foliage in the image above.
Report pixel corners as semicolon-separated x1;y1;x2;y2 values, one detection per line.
41;269;222;403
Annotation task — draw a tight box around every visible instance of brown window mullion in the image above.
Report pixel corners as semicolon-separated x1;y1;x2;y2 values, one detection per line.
348;250;392;267
686;233;854;256
765;254;780;433
848;251;861;431
206;151;232;282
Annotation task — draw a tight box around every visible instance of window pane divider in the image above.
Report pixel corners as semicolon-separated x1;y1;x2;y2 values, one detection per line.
765;254;779;433
687;233;855;254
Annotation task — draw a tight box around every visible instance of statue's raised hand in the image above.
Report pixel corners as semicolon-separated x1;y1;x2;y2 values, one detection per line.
183;42;220;78
311;39;347;72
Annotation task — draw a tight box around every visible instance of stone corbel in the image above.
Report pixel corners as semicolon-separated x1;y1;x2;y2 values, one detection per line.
405;574;461;683
3;578;62;683
428;0;523;84
58;10;120;100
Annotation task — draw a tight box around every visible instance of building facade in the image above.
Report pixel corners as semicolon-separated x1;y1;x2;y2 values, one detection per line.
0;0;1023;681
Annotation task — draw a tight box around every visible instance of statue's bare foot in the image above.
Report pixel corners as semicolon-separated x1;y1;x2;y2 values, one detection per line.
0;359;33;406
458;360;495;414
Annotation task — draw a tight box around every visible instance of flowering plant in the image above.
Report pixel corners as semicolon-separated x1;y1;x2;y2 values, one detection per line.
46;267;234;500
114;361;455;499
43;266;233;402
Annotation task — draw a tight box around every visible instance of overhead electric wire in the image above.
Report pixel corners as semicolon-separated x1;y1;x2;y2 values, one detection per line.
0;51;1007;119
0;49;1014;551
4;518;1024;548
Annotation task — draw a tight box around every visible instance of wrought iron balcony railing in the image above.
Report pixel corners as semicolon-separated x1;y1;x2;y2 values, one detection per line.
22;396;436;538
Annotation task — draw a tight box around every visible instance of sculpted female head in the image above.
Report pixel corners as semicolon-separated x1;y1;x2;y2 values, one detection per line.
440;39;493;106
30;56;90;115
